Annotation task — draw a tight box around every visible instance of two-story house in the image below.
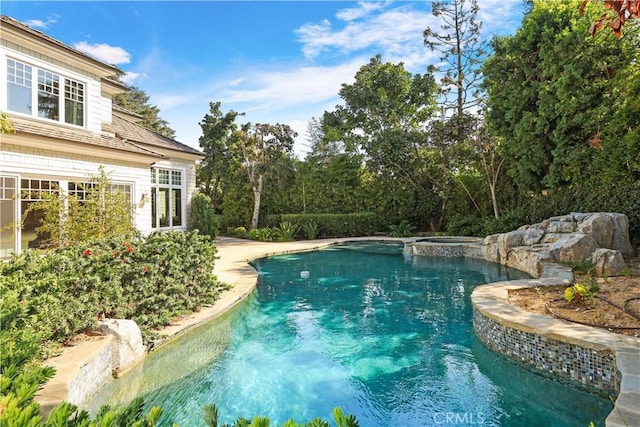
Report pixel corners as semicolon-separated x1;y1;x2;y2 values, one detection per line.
0;15;204;258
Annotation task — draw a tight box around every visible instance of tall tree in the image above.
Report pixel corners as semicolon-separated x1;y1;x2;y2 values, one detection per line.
198;102;243;209
113;86;176;139
468;116;505;219
236;123;297;229
324;56;441;229
423;0;485;116
483;0;639;191
298;116;365;214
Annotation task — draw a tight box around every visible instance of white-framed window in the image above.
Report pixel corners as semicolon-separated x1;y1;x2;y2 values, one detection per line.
68;181;132;201
151;167;184;229
6;58;85;127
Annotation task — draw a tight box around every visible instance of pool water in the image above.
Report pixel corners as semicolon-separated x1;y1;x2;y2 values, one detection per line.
90;242;613;426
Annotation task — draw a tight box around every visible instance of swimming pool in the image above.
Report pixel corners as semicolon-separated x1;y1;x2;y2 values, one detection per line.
88;242;613;425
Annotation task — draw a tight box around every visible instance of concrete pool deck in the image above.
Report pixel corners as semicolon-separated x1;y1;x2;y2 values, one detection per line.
36;236;639;426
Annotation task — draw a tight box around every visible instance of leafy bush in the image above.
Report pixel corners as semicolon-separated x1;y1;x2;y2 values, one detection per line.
0;231;228;345
564;277;600;306
190;192;220;239
227;226;248;237
389;220;416;237
276;221;300;241
248;227;276;241
301;221;319;240
203;404;359;427
444;213;486;237
21;166;135;248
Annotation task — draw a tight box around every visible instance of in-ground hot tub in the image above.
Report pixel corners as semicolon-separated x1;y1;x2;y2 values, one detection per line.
405;236;483;258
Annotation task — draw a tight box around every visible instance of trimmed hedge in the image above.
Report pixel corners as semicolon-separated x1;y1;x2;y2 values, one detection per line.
281;212;377;238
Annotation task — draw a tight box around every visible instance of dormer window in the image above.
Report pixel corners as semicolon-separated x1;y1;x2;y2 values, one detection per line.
6;58;84;127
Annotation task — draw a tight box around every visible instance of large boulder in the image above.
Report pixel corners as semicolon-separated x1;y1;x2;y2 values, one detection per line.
577;213;613;249
498;230;527;260
547;220;576;234
507;246;547;277
482;234;500;263
482;212;634;277
607;213;635;258
98;319;145;376
558;233;599;263
592;248;628;276
523;228;545;246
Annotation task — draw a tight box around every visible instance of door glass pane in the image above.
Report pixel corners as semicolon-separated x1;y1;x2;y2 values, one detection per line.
159;188;170;227
1;177;17;259
171;189;182;226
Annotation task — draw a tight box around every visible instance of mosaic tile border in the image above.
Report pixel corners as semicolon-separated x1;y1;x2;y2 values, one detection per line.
473;307;619;396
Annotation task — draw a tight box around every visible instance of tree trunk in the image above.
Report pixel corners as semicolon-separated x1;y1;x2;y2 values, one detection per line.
250;174;263;230
489;182;500;219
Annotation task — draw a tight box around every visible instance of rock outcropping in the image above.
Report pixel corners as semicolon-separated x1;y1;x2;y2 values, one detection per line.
483;212;634;277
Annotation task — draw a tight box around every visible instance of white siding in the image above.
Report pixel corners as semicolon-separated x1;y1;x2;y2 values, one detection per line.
0;145;153;232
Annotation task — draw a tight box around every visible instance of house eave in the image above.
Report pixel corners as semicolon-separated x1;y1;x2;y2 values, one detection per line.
1;15;122;79
2;132;165;164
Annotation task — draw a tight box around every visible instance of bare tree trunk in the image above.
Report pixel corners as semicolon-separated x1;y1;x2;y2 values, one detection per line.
250;174;263;230
489;183;498;219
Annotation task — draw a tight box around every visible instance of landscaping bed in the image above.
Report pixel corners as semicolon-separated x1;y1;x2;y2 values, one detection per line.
509;255;640;337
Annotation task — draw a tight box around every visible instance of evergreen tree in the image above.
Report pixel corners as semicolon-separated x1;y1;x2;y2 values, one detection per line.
113;85;176;139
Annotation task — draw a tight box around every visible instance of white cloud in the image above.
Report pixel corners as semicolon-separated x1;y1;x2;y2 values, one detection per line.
24;19;49;29
335;1;390;22
24;15;57;30
121;71;141;85
477;0;526;37
221;60;360;108
295;3;436;73
73;41;131;65
229;77;246;87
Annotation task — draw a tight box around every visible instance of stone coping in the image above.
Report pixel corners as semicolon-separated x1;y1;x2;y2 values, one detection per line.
471;261;640;427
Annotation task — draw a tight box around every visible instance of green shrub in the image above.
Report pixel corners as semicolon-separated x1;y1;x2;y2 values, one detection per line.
389;220;416;237
190;192;220;239
281;212;377;238
21;166;135;248
227;226;248;237
0;231;228;346
444;213;486;237
301;221;319;240
247;227;273;241
276;221;300;241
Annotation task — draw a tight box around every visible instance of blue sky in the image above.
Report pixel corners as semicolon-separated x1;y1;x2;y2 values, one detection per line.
2;1;526;156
